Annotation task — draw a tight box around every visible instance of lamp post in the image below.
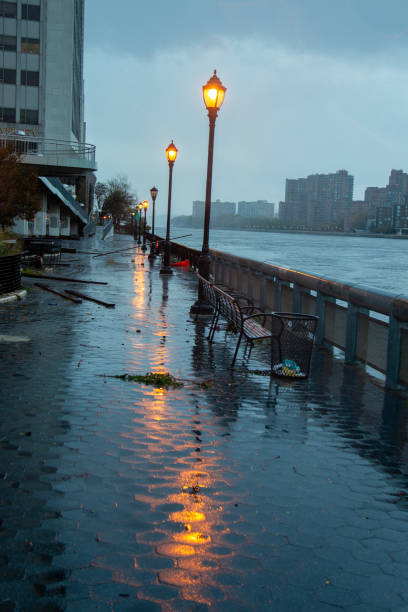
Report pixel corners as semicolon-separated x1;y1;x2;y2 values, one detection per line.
160;140;178;275
148;186;158;260
141;200;149;251
131;212;136;239
137;202;143;244
191;70;226;314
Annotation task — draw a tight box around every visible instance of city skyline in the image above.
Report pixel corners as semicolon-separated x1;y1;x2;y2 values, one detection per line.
84;0;408;215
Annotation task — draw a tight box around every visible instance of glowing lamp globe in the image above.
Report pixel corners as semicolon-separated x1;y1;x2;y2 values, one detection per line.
203;70;226;111
166;140;178;164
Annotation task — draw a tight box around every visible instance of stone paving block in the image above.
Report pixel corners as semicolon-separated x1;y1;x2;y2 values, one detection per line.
316;584;361;607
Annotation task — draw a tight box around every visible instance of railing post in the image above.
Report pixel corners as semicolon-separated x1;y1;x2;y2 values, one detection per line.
385;314;402;390
345;303;368;363
273;277;281;311
259;275;267;311
292;282;306;313
315;291;335;346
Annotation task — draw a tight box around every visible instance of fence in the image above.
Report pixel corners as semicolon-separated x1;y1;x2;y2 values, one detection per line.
102;219;114;240
149;233;408;391
83;219;97;237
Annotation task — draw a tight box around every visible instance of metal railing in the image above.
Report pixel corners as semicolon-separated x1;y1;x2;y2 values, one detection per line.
0;135;96;163
102;219;113;240
151;234;408;391
83;219;97;237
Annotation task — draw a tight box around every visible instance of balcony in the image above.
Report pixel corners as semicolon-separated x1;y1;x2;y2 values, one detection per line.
0;134;97;174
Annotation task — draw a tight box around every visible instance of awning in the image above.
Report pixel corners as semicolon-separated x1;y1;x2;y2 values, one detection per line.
39;176;88;224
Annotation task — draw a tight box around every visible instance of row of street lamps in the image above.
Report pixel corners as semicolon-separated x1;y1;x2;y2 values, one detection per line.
138;70;226;310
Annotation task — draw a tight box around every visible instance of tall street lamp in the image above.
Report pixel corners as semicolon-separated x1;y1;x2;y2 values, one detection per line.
131;211;136;240
160;140;178;275
191;70;226;314
148;186;158;260
137;202;143;244
141;200;149;251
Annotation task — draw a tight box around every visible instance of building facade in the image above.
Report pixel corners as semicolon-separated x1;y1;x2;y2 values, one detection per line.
192;199;236;222
280;170;354;230
366;170;408;232
237;200;275;218
0;0;96;236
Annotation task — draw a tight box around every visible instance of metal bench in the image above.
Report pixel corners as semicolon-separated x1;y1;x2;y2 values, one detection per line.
197;274;282;367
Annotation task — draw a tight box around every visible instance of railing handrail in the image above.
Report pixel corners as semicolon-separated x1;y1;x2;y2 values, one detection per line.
0;134;96;160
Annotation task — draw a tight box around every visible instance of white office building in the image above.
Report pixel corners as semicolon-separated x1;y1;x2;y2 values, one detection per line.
0;0;96;236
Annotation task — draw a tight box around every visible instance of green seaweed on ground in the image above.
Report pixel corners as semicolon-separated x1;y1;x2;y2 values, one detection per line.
22;268;43;276
110;372;184;389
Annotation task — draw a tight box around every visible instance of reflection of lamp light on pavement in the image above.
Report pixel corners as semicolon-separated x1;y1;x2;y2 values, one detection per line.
160;141;178;275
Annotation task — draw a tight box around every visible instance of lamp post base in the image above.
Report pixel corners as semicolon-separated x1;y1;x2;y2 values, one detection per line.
148;251;156;260
190;299;213;315
160;266;173;275
141;244;147;252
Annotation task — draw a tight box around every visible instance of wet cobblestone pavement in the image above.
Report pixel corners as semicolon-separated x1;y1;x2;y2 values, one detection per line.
1;235;408;611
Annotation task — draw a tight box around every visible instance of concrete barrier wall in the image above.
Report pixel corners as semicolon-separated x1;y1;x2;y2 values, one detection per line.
207;248;408;391
150;234;408;391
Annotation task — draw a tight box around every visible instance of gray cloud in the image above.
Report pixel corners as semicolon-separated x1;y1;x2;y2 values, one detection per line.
86;0;408;59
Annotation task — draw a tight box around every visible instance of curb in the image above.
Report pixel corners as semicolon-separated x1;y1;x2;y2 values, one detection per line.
0;289;27;303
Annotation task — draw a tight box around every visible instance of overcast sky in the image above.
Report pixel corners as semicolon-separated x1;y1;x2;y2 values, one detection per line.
84;0;408;215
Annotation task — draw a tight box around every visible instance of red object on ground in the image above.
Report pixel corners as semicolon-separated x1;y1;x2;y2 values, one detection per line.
170;259;190;267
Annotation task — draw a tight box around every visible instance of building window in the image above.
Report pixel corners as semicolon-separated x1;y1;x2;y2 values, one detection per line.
20;70;39;86
21;3;40;20
0;1;17;18
0;68;16;83
0;107;16;122
21;37;40;54
20;108;38;124
0;34;16;51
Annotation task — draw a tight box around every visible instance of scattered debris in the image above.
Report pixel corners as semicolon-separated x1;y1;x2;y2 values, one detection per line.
92;246;139;258
35;283;82;304
102;372;184;389
64;289;115;308
0;335;31;343
23;272;107;285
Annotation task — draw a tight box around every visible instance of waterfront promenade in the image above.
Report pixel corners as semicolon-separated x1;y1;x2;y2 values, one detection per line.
1;234;408;611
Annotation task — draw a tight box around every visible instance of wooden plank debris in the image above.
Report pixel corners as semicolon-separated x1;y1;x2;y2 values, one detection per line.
22;272;107;285
92;246;139;258
34;282;82;303
64;289;115;308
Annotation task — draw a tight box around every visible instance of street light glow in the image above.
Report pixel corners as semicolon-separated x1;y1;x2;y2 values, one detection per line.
203;70;226;111
166;140;178;164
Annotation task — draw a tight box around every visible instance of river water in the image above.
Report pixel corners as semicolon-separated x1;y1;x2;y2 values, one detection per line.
156;226;407;295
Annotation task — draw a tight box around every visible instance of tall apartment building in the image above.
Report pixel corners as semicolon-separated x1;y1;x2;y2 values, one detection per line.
237;200;275;218
365;170;408;212
280;170;353;229
0;0;96;236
